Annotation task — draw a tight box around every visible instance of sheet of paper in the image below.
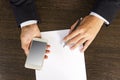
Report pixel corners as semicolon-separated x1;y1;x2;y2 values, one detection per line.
36;29;87;80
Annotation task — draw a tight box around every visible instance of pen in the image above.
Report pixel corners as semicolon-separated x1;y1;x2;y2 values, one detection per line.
63;18;82;47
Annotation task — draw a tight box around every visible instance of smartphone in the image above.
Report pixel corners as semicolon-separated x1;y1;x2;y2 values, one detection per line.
25;38;47;70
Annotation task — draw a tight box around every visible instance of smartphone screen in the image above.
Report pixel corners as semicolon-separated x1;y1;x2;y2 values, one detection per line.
25;38;47;70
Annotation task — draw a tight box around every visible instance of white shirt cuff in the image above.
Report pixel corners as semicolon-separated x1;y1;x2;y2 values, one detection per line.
20;20;38;28
90;12;109;25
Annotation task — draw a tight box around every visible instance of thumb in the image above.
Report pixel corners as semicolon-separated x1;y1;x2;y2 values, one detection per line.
24;48;29;56
24;44;30;56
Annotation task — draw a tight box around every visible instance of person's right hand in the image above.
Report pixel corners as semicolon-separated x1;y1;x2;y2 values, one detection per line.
20;24;50;59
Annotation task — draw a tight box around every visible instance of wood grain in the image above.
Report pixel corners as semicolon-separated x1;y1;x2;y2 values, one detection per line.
0;0;120;80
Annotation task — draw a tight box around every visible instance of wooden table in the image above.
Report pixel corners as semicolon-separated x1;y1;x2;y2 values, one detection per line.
0;0;120;80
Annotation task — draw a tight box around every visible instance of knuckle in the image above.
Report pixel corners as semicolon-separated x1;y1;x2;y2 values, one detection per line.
85;33;90;37
78;29;85;34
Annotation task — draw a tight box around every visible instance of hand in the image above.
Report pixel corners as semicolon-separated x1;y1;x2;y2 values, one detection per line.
63;15;104;52
20;24;50;58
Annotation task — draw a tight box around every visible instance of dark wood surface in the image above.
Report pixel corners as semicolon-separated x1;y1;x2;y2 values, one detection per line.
0;0;120;80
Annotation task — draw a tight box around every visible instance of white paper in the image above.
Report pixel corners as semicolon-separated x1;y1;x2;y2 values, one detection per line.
35;29;87;80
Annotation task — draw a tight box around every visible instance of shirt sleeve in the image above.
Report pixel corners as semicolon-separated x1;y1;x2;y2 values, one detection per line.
10;0;39;27
90;12;109;25
91;0;120;24
20;20;38;28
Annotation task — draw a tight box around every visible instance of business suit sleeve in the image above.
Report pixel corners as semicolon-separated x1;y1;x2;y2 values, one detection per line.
92;0;120;23
10;0;39;26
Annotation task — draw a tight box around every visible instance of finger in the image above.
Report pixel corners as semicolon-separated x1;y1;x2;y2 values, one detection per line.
22;40;31;55
81;40;92;52
66;33;85;46
28;41;32;50
34;33;41;38
70;38;87;50
46;45;51;49
21;42;29;55
64;29;80;42
44;55;48;59
69;20;79;34
23;45;29;56
46;50;50;54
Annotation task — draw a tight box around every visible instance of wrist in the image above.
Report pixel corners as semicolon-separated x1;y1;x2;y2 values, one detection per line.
21;24;39;32
89;15;104;25
83;15;104;28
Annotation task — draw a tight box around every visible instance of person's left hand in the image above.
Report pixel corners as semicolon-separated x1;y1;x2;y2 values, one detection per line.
63;15;104;52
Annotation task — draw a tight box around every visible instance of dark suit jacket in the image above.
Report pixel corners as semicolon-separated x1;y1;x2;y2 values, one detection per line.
10;0;120;26
92;0;120;23
10;0;39;26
